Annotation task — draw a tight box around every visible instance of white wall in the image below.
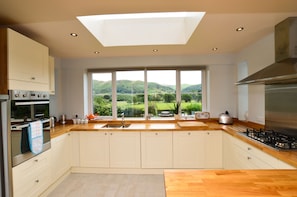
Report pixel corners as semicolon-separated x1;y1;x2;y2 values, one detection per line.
236;33;275;124
50;54;237;120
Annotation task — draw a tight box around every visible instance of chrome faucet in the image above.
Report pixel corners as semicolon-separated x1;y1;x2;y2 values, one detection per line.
121;112;125;127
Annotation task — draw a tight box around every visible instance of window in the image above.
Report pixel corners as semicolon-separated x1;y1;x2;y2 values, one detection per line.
180;70;202;116
90;68;204;119
92;73;112;117
147;70;176;118
116;71;144;117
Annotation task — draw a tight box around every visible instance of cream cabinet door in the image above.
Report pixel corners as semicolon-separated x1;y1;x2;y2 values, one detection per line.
141;132;173;168
51;133;72;182
7;28;49;91
49;56;55;94
223;132;275;169
79;131;109;167
204;130;223;168
109;132;141;168
13;150;51;197
173;131;205;168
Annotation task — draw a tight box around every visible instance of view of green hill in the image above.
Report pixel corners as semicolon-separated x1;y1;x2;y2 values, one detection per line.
93;80;201;94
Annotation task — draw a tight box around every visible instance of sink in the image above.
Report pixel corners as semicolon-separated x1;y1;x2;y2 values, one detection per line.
102;123;131;128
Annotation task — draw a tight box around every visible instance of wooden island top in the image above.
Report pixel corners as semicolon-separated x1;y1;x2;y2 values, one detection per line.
164;169;297;197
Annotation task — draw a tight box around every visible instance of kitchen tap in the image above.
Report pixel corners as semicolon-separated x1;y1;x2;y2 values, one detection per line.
121;112;125;127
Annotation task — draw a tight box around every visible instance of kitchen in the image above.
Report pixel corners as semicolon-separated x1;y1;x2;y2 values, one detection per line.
1;0;297;196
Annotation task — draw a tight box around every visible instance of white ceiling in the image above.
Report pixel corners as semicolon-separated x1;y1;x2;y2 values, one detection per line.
1;0;297;58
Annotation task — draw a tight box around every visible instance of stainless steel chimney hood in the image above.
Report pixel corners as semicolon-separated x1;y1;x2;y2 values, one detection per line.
237;17;297;85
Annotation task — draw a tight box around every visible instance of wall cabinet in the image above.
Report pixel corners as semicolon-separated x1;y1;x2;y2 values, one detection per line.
49;56;55;94
79;131;141;168
141;132;173;168
0;28;49;92
173;130;222;168
12;150;51;197
51;133;72;182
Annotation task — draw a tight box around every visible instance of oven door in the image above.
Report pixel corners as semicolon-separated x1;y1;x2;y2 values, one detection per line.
11;119;51;167
11;100;50;122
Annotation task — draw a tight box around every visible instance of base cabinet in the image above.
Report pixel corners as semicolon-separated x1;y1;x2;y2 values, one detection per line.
80;132;109;167
204;130;223;168
141;132;173;168
222;133;295;169
173;131;205;168
173;130;222;169
51;133;72;182
79;131;141;168
12;150;51;197
109;132;141;168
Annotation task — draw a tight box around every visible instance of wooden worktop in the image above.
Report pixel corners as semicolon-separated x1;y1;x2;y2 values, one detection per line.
164;169;297;197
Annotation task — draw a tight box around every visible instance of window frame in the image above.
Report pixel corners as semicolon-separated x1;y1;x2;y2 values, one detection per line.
88;66;207;119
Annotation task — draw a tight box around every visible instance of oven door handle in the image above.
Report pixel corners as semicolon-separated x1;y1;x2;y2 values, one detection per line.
15;101;50;106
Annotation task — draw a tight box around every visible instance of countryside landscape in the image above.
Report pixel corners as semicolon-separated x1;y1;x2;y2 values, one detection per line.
93;80;202;117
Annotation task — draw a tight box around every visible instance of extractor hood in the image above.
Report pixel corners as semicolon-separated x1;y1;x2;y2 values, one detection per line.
237;17;297;85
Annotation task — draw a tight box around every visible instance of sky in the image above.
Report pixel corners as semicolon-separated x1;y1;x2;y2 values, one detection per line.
93;70;201;85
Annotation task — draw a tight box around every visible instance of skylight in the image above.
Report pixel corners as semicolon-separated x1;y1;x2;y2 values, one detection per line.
77;12;205;47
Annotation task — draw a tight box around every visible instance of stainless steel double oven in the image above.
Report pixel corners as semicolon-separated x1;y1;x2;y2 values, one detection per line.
9;90;51;167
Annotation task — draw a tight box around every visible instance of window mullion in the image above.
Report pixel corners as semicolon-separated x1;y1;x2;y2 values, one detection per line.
112;71;117;119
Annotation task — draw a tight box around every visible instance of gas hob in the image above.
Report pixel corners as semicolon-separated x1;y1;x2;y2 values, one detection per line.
240;129;297;150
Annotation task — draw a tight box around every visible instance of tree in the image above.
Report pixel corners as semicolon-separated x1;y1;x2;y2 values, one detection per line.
164;93;175;102
182;94;192;102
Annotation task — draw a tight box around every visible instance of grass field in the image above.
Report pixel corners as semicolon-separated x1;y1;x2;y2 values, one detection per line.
117;101;201;113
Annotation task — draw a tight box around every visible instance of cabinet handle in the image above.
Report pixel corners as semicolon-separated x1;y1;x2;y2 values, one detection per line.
207;132;210;135
35;179;39;183
247;147;252;151
34;159;38;162
104;133;107;135
110;133;113;135
247;156;252;160
188;132;191;135
155;133;158;135
31;77;36;80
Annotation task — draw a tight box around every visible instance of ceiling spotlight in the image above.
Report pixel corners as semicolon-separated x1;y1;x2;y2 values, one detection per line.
212;47;218;51
236;27;244;32
94;51;100;54
152;49;158;52
70;33;78;37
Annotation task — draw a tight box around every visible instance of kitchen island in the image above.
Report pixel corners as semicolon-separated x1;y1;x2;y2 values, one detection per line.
164;169;297;197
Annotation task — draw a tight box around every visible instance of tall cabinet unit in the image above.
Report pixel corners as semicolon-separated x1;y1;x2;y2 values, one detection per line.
0;28;50;92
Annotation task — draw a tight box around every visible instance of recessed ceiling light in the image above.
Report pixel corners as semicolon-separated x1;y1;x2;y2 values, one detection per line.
77;12;205;47
212;47;218;51
94;51;100;54
70;33;78;37
152;49;158;52
236;27;244;32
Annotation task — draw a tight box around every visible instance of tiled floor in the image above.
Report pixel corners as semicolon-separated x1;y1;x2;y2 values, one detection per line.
47;173;166;197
